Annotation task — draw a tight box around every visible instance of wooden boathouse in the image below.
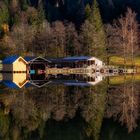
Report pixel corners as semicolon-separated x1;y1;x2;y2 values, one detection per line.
1;56;28;88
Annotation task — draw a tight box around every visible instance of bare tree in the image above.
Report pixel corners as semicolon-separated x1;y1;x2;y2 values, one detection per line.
106;8;139;67
125;8;139;67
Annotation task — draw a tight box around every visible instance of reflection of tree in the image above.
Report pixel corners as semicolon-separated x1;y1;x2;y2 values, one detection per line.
0;82;108;140
106;76;139;132
82;81;107;140
44;117;90;140
11;93;39;131
0;109;10;138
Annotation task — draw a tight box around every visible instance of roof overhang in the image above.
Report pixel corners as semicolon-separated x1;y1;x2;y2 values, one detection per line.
28;56;51;63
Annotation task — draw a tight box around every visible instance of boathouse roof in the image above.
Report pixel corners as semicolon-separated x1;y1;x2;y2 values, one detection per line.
24;56;36;62
3;55;19;64
48;56;102;63
24;56;51;63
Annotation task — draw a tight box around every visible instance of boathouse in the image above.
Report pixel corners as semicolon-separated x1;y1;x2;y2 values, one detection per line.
2;56;28;88
24;56;52;88
49;74;103;86
0;55;104;88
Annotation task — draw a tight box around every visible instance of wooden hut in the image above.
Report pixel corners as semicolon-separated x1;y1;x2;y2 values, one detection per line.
2;56;28;88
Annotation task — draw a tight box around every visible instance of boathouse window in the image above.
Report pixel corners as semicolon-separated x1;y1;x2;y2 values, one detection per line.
91;60;95;65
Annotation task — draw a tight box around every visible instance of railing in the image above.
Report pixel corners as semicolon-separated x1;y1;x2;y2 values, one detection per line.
0;60;2;71
0;73;2;81
46;68;92;75
46;66;137;75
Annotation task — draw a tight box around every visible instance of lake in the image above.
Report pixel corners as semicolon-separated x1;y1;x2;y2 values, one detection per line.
0;73;140;140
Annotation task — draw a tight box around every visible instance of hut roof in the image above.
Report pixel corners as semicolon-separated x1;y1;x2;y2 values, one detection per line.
3;55;19;64
24;56;51;63
49;56;102;63
24;56;36;62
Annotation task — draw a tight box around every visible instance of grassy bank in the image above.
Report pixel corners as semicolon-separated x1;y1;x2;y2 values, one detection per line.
110;56;140;67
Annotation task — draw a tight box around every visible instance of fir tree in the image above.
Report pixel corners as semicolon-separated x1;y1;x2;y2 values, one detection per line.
21;0;28;11
38;0;45;24
82;0;106;60
85;4;92;19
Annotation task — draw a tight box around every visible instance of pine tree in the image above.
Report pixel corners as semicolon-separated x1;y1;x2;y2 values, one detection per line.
21;0;28;11
85;4;92;19
38;0;45;24
0;2;9;24
82;0;106;61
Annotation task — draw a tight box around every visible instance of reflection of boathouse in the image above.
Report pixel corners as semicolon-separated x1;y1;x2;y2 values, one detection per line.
48;74;103;86
0;56;104;88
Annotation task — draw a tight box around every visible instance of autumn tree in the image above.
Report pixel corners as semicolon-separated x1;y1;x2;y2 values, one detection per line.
32;21;53;56
26;7;40;25
65;23;80;56
9;0;19;15
51;21;66;57
9;23;36;55
30;21;67;57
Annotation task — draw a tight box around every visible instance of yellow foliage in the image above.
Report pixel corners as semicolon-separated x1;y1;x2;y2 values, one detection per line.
2;23;9;33
4;107;10;115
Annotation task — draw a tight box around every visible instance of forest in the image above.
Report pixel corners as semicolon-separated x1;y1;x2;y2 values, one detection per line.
0;0;140;64
0;0;140;140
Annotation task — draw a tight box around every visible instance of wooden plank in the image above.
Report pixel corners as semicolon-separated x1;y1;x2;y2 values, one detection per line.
0;73;2;81
0;63;3;71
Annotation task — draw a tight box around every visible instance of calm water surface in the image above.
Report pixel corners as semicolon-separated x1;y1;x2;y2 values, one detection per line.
0;75;140;140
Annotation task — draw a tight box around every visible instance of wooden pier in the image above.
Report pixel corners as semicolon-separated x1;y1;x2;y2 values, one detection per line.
46;68;93;75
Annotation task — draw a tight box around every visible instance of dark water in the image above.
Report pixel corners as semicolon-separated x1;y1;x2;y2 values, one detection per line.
100;119;140;140
0;76;140;140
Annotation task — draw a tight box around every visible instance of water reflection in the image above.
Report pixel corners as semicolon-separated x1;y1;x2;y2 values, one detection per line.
100;119;140;140
0;73;104;88
0;74;140;140
0;79;107;140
